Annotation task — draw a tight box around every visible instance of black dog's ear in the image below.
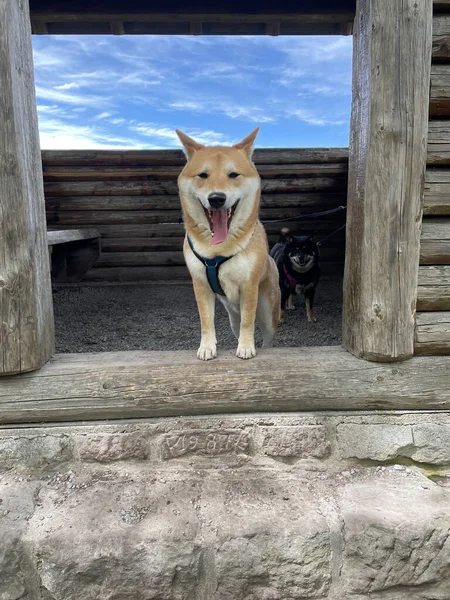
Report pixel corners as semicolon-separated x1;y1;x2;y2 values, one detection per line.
280;227;293;244
308;230;319;243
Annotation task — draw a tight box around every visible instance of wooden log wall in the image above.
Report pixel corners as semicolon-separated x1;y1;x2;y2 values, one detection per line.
42;148;348;283
416;3;450;355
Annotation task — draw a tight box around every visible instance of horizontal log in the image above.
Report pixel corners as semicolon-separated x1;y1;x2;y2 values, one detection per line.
432;15;450;60
95;246;345;267
45;193;346;212
417;266;450;310
415;312;450;355
418;264;450;286
423;195;450;215
44;177;347;197
417;286;450;311
85;262;344;282
430;65;450;115
41;148;349;167
47;228;100;246
47;208;347;226
421;218;450;239
420;240;450;264
92;220;346;239
420;219;450;264
2;347;450;423
100;236;345;253
42;162;349;181
425;169;450;183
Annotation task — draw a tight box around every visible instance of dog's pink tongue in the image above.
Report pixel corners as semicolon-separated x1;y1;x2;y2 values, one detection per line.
210;209;228;245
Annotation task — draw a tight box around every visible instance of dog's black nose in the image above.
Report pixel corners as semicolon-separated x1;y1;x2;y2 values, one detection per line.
208;192;226;209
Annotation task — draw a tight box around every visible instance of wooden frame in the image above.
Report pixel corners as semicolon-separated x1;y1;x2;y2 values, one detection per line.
0;0;438;423
343;0;433;361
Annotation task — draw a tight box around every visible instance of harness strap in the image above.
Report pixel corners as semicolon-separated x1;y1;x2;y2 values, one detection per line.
187;236;233;296
283;264;299;292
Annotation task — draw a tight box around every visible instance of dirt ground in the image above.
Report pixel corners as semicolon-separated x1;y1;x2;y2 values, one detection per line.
53;277;343;353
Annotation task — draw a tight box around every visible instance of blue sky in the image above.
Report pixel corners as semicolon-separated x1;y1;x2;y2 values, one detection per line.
32;35;352;149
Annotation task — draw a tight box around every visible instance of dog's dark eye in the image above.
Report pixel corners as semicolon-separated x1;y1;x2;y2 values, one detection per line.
197;172;209;179
228;172;240;179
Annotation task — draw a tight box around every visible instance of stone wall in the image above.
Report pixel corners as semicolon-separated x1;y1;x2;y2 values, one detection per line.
1;413;450;599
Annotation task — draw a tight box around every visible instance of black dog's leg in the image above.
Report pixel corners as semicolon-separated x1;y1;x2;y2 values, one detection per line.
280;288;289;324
305;288;317;323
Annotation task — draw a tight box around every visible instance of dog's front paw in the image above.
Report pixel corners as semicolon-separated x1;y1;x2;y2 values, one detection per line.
236;344;256;359
197;343;217;361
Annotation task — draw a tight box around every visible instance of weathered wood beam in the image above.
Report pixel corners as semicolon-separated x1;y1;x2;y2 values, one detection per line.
189;21;202;35
415;312;450;355
343;0;432;362
109;20;125;34
41;148;349;167
47;228;100;245
42;163;349;181
1;347;450;424
0;0;54;375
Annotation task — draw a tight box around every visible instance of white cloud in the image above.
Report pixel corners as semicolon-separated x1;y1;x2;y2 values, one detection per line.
130;122;234;146
38;116;146;150
54;82;80;90
94;111;114;120
35;85;110;108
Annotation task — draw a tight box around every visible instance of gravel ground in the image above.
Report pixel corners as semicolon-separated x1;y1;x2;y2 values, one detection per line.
53;277;343;353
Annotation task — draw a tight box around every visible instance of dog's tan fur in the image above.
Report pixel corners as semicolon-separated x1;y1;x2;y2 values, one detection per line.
176;128;280;360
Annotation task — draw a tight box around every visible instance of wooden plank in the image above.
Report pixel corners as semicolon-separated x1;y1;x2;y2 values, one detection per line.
95;246;345;268
41;148;349;167
343;0;432;361
415;312;450;355
421;218;450;239
0;0;54;375
45;193;346;212
100;237;345;253
418;264;450;286
47;228;100;246
417;286;450;310
109;19;124;34
42;162;349;181
43;177;346;197
432;15;450;60
420;240;450;264
92;220;346;239
430;65;450;116
423;195;450;215
2;347;450;423
46;209;346;227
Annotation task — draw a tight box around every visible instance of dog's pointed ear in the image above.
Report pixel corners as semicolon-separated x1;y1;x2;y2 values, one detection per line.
309;230;319;243
233;127;260;159
175;129;205;161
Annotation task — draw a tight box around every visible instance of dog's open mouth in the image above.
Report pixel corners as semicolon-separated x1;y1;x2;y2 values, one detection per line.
204;201;239;246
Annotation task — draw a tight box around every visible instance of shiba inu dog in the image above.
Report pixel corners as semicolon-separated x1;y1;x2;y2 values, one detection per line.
176;127;280;361
270;228;321;323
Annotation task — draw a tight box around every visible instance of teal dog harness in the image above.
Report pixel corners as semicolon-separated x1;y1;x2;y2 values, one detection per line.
187;236;233;296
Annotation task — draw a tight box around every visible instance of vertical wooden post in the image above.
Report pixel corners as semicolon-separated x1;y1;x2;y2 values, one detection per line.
343;0;432;362
0;0;54;374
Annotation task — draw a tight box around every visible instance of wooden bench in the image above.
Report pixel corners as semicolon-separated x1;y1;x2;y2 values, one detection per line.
47;228;100;283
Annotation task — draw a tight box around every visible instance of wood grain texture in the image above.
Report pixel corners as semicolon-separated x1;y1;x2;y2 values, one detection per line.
41;148;349;167
42;162;349;181
430;65;450;116
415;312;450;354
417;286;450;311
47;228;100;245
432;14;450;60
343;0;432;361
420;218;450;264
2;346;450;423
0;0;54;375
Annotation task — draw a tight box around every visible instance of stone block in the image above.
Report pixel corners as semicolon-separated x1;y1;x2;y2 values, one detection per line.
262;426;331;459
337;424;413;461
0;435;74;472
77;432;149;462
411;424;450;465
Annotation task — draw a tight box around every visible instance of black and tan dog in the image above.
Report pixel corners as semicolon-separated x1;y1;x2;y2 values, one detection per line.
270;228;321;323
176;128;280;361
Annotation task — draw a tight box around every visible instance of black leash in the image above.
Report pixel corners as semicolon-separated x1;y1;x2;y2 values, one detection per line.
316;223;346;247
260;205;346;225
163;205;347;226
